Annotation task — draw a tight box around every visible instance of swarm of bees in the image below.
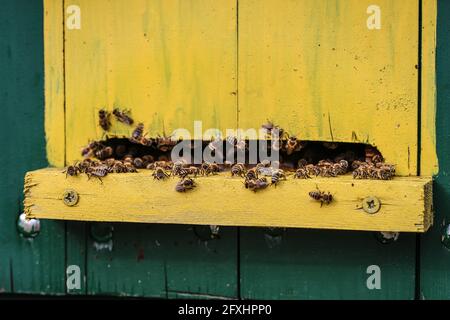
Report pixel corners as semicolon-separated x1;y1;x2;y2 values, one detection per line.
63;114;397;200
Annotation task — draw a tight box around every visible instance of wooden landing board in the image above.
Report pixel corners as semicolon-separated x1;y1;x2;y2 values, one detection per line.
24;169;432;232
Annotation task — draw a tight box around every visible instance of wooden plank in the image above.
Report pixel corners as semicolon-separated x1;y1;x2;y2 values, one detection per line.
0;0;65;295
240;228;416;299
44;0;65;167
420;0;450;299
421;0;438;176
85;224;238;298
238;0;419;176
24;169;432;232
63;0;238;163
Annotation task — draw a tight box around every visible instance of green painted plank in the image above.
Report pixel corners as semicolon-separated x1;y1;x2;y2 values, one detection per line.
240;228;415;299
0;0;66;295
86;223;167;297
85;224;238;298
164;226;238;298
420;0;450;300
66;222;87;295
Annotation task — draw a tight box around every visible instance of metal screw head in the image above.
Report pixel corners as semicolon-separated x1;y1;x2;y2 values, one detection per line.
17;213;40;238
63;189;79;206
362;196;381;214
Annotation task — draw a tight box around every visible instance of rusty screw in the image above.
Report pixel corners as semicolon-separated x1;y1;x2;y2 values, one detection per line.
362;196;381;214
63;189;79;207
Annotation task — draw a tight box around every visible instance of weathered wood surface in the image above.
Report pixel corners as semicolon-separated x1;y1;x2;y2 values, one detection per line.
24;169;432;232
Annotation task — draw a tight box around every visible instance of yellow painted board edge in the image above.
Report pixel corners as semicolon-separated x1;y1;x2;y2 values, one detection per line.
44;0;65;167
421;0;438;176
24;169;433;233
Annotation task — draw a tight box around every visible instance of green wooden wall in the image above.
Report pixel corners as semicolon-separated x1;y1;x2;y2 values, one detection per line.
0;0;447;299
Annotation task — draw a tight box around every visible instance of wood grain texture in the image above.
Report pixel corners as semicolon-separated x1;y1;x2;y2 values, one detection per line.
421;0;438;176
240;228;416;299
0;0;65;295
63;0;237;163
24;169;432;232
420;0;450;299
238;0;419;176
44;0;65;167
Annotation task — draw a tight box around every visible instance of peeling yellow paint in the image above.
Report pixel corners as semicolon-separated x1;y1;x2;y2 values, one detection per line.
44;0;65;167
25;169;433;232
421;0;439;176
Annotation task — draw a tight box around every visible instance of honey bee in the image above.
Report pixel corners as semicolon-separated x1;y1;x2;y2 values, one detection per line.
123;155;134;164
86;164;109;183
139;136;153;147
133;157;144;169
157;136;177;152
284;136;302;155
111;160;127;173
112;108;134;126
305;164;321;177
152;167;170;180
130;123;144;143
271;169;286;186
245;167;258;180
185;166;200;177
81;140;104;158
372;154;384;164
294;168;310;179
297;158;308;169
124;162;138;173
142;155;155;167
352;163;371;179
98;109;111;131
95;146;113;160
334;159;349;175
244;177;269;192
63;165;80;178
175;177;196;192
261;120;284;139
231;163;246;177
201;162;220;176
309;187;333;206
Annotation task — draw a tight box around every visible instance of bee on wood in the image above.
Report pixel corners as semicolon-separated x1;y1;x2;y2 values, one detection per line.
183;166;200;178
124;162;138;173
231;163;246;177
309;187;333;207
63;165;80;178
297;158;308;169
142;155;155;167
152;167;170;180
98;109;111;131
81;140;104;158
334;159;349;175
245;167;259;180
140;136;153;147
352;163;371;179
86;165;109;183
304;164;320;177
123;155;134;164
95;146;113;160
284;136;303;155
271;169;286;186
261;120;285;139
104;158;116;168
111;161;127;173
133;157;144;169
372;154;384;164
244;177;269;192
157;136;177;152
201;162;220;176
175;177;196;192
130;123;144;143
112;108;134;126
351;160;366;170
294;168;310;179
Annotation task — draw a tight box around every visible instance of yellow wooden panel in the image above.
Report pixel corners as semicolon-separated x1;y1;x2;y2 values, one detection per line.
44;0;65;167
24;169;432;232
238;0;419;176
421;0;438;176
64;0;237;163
